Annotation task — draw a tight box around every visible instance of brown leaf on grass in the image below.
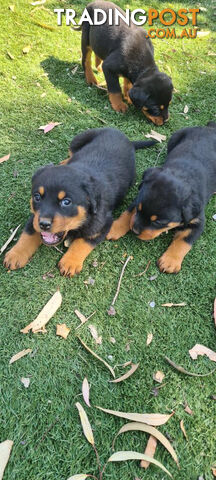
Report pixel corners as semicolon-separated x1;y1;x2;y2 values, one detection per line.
23;45;31;54
82;377;90;407
77;336;115;378
112;422;179;466
9;348;32;364
110;336;116;344
75;309;88;326
21;377;30;388
184;403;193;415
180;420;188;440
146;333;153;345
145;130;166;143
88;324;102;344
189;344;216;362
32;20;56;31
96;406;174;426
20;290;62;334
67;475;91;480
75;402;94;445
183;105;189;114
0;153;10;164
39;122;61;134
7;51;14;60
71;65;79;75
141;435;157;469
107;451;172;478
165;356;216;377
110;363;139;383
214;298;216;327
56;323;70;339
153;371;165;383
0;440;13;480
161;303;186;307
9;5;15;11
1;224;20;255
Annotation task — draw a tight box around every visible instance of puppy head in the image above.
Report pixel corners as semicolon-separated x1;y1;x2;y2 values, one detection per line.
31;164;99;246
129;72;173;125
131;167;201;240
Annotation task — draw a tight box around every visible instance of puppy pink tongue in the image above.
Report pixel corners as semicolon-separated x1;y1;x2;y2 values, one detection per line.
41;232;58;244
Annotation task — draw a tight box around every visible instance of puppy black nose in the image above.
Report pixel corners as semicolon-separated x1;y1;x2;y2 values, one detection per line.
39;219;51;231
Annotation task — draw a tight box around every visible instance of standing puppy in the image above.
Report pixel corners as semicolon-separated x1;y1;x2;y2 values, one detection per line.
4;128;156;277
107;122;216;273
78;0;173;124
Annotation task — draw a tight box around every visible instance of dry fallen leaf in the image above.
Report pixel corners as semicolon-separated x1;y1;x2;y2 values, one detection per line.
153;371;165;383
39;122;61;134
165;356;215;377
96;406;174;426
1;224;20;255
20;290;62;334
9;348;32;364
31;0;46;4
161;303;186;307
0;440;13;480
189;344;216;363
23;45;31;54
0;153;10;164
7;51;14;60
75;309;97;328
146;333;153;345
71;65;78;75
88;324;102;344
141;435;157;469
67;475;90;480
183;105;189;114
184;403;193;415
112;422;179;466
21;377;30;388
110;363;139;383
180;420;188;440
9;5;15;11
110;337;116;344
82;377;90;407
75;402;94;445
196;31;210;37
56;323;70;339
107;451;172;478
77;336;115;378
145;130;166;143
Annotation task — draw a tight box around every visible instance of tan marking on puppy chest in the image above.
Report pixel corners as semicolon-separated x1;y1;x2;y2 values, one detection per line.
58;191;66;200
150;214;157;221
38;186;45;196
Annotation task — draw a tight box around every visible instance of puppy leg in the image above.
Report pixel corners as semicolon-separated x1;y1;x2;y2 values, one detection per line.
58;238;94;277
158;221;204;273
107;209;135;240
123;78;133;104
102;55;128;113
4;217;41;270
95;54;102;72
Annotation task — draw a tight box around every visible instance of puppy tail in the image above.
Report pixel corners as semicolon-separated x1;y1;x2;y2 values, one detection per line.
132;140;158;150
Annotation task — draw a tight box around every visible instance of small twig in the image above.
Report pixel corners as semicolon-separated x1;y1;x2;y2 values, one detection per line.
111;256;132;306
134;260;151;277
154;143;166;165
93;444;102;480
54;245;63;254
35;417;59;448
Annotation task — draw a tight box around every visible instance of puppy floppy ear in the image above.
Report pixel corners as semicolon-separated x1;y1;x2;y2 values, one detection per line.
182;195;202;225
82;177;101;215
129;87;149;109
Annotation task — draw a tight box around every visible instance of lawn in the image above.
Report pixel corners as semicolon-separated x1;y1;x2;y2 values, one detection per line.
0;0;216;479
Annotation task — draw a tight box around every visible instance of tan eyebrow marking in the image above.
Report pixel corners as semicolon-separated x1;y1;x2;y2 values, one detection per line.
142;106;148;111
160;105;164;110
38;186;44;195
138;203;142;211
150;215;158;221
58;190;66;200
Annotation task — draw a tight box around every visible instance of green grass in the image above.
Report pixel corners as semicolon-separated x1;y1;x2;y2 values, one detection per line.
0;0;216;479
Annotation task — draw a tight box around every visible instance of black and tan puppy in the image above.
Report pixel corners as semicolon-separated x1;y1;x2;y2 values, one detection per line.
78;0;173;124
4;128;156;277
107;122;216;273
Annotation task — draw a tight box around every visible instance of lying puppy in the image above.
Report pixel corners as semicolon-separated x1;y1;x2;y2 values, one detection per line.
4;128;156;277
107;122;216;273
77;0;173;124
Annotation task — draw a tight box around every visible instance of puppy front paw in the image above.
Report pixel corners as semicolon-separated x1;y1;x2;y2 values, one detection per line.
109;93;128;113
157;251;182;274
4;247;30;270
58;254;83;277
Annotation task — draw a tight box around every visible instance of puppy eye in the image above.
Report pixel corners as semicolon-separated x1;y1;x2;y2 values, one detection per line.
33;193;41;202
60;198;71;207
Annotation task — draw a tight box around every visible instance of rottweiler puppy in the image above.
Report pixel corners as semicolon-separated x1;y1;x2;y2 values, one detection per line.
78;0;173;124
4;128;156;277
107;122;216;273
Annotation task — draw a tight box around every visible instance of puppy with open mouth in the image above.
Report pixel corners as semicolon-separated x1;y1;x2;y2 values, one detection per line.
4;127;156;277
107;122;216;273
